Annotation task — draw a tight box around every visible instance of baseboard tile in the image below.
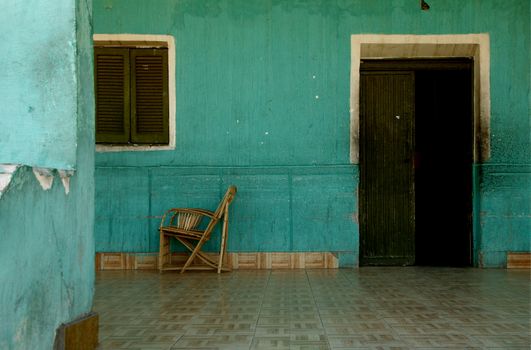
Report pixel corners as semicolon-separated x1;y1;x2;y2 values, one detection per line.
507;252;531;269
95;252;339;270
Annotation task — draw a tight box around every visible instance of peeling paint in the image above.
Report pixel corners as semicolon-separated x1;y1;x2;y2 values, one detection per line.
32;167;54;190
0;174;14;193
0;164;19;174
1;165;77;197
58;169;74;195
0;165;19;198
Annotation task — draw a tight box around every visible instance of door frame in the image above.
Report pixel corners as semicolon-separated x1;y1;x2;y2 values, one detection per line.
350;34;490;163
350;34;489;267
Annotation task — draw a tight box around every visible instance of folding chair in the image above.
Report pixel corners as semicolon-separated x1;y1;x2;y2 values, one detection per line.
158;186;237;273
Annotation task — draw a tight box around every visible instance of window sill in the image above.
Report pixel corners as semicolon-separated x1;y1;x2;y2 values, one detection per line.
96;144;175;153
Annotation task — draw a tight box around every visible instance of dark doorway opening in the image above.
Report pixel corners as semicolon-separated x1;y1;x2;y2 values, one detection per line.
415;69;473;266
359;59;473;267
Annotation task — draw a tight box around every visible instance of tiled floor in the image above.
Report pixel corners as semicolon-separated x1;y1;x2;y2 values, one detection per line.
94;268;530;349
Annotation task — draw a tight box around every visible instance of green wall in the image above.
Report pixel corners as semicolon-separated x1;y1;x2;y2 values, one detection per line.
0;0;95;348
93;0;530;267
0;0;79;170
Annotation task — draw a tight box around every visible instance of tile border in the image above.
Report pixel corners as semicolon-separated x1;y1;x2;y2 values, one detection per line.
507;252;531;269
95;252;339;270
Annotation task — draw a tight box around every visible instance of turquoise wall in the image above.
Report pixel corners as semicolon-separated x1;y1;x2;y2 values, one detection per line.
96;166;358;258
93;0;530;267
477;165;531;267
0;0;95;348
0;0;79;170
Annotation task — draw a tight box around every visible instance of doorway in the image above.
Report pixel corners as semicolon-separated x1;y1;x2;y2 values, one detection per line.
359;59;473;266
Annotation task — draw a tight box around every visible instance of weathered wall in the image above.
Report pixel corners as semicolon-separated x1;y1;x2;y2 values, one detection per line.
0;0;78;170
95;166;358;260
93;0;530;267
0;0;95;348
476;165;531;267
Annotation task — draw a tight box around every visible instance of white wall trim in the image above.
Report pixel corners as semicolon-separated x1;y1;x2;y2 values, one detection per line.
350;34;490;163
93;34;176;153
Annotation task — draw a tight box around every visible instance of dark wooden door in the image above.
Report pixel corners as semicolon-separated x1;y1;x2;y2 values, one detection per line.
360;72;415;265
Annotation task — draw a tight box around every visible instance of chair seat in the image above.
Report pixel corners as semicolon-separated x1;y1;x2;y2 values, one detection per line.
160;226;203;239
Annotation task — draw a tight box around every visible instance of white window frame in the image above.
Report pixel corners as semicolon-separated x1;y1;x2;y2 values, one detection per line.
93;34;176;152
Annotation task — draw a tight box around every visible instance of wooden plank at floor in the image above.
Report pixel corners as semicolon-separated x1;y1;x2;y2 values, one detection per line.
54;312;99;350
507;252;531;269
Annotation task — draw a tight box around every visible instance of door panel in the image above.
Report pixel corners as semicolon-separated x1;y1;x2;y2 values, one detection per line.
360;72;415;265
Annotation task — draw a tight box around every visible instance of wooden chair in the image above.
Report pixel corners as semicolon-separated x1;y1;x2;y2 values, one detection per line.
158;186;237;273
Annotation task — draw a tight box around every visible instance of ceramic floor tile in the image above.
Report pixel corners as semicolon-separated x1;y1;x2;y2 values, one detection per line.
400;334;486;347
289;321;324;331
389;323;463;335
290;314;322;321
193;315;258;325
289;343;330;350
288;306;320;313
150;323;190;334
290;334;328;342
328;334;408;347
259;308;291;316
324;323;392;335
254;326;293;337
94;268;531;349
250;337;290;350
471;334;531;347
183;325;224;336
172;335;253;349
258;316;290;326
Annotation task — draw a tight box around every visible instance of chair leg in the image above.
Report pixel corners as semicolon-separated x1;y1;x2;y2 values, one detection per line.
176;237;219;269
159;231;170;272
180;237;210;273
218;204;229;273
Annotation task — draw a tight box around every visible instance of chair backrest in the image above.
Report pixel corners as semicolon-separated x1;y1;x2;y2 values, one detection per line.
213;185;237;219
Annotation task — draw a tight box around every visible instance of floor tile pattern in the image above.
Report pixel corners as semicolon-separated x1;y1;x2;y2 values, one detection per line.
94;268;530;349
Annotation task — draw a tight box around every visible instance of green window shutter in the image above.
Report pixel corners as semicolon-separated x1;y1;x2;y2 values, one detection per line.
94;47;130;144
130;48;169;144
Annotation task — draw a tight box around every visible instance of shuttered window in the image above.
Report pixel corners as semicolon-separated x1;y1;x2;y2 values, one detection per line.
94;47;169;145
